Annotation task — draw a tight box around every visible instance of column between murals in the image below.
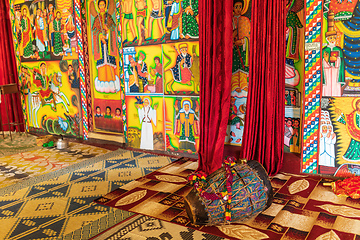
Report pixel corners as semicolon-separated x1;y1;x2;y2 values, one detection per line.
301;0;323;174
76;0;89;139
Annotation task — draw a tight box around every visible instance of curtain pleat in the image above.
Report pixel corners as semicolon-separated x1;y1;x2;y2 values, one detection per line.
197;0;233;175
0;0;24;132
241;0;286;176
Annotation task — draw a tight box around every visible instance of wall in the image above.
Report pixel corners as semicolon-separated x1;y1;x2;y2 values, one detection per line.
302;0;360;177
10;0;83;137
225;0;251;146
119;0;200;154
284;0;304;154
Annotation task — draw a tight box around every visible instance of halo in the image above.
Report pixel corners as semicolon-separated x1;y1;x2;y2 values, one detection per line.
21;5;30;17
241;0;250;15
95;0;108;13
352;98;360;110
181;98;192;108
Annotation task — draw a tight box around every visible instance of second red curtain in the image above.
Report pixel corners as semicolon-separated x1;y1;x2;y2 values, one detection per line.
197;0;233;175
241;0;286;176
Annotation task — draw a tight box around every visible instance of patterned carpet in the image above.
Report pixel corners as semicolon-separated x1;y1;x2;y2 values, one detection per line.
0;141;110;190
95;158;360;240
0;149;178;240
91;214;227;240
0;133;40;157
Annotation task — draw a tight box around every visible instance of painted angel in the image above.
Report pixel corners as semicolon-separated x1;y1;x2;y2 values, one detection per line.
90;0;120;93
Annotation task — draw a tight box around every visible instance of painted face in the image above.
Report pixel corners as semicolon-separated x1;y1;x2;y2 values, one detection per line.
322;125;327;133
99;1;106;12
327;125;333;132
96;108;101;113
22;8;27;16
116;109;121;115
155;59;159;64
56;12;61;19
68;66;73;72
106;108;111;114
327;35;336;44
180;47;187;54
37;9;41;16
294;120;299;127
144;99;149;107
184;104;190;112
286;120;292;127
40;64;46;73
234;2;243;16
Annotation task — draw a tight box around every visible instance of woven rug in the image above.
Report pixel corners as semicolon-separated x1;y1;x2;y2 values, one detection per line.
0;149;178;240
95;158;360;240
91;214;227;240
0;141;110;190
0;133;40;157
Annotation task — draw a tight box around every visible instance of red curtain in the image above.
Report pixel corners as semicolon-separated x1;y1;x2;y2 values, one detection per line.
241;0;286;176
197;0;233;175
0;0;24;131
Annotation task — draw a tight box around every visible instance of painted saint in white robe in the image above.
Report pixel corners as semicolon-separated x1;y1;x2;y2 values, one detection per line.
137;97;157;150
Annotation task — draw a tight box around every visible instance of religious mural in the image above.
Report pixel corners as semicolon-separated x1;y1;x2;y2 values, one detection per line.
120;0;200;154
225;0;251;145
120;0;199;48
125;96;165;150
87;0;124;133
123;45;163;94
11;0;81;137
319;97;360;177
165;96;200;153
163;42;199;95
14;0;77;62
283;0;304;153
18;60;80;137
322;0;360;97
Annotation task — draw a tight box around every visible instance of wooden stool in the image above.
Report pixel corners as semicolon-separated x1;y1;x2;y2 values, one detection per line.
0;83;26;140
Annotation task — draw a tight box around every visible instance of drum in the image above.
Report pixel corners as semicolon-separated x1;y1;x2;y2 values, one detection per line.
184;160;273;225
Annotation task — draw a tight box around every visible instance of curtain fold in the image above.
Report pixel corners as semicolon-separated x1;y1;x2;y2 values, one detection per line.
240;0;286;176
197;0;233;175
0;0;24;132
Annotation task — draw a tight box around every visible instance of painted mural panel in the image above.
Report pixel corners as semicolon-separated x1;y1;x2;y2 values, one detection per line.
165;96;199;154
123;45;163;94
225;0;251;145
163;42;199;96
283;0;304;153
322;0;360;97
14;0;77;62
126;95;165;150
87;0;124;133
19;61;80;136
319;97;360;177
120;0;199;48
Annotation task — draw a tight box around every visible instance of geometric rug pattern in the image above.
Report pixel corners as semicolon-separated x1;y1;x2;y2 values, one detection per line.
95;158;360;240
0;149;178;240
91;214;227;240
0;141;110;190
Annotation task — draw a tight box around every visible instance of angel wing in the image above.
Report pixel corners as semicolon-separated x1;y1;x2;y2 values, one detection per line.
89;0;98;18
108;0;115;16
